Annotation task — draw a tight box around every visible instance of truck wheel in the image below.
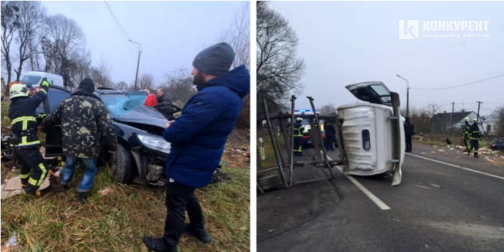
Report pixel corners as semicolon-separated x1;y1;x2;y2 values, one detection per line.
110;144;134;184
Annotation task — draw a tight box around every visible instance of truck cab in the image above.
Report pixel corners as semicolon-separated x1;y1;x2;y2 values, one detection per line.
337;81;404;186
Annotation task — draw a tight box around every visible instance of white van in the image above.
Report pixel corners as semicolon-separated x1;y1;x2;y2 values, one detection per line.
20;71;64;88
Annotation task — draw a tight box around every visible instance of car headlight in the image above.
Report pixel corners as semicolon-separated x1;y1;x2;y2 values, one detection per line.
137;134;171;154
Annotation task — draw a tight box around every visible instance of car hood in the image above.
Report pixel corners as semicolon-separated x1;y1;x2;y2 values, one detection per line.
115;106;168;128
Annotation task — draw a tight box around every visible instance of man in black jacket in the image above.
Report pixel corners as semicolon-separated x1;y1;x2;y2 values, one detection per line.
8;80;50;196
156;88;173;105
404;117;415;152
324;121;336;151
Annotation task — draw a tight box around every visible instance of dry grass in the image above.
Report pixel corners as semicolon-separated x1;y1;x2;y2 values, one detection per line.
257;129;289;170
413;134;494;149
1;157;249;252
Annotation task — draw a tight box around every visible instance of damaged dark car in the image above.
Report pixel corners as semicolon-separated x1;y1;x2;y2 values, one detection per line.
41;86;181;186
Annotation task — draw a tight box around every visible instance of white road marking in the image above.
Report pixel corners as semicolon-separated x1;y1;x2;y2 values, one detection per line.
414;185;431;190
326;155;391;210
407;153;504;181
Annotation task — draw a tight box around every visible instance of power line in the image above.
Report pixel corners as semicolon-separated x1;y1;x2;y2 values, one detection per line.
104;1;130;41
103;1;138;56
410;73;504;91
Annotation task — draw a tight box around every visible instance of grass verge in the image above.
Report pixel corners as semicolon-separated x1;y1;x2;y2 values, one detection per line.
1;161;249;252
257;130;288;170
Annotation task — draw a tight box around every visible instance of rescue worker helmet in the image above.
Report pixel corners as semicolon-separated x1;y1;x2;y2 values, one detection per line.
473;118;477;122
465;117;469;121
296;117;303;121
10;84;29;99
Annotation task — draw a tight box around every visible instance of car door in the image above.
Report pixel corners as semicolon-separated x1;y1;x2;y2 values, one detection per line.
41;86;71;157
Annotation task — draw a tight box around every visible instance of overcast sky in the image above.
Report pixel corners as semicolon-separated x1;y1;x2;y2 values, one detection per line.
41;1;247;86
269;1;504;116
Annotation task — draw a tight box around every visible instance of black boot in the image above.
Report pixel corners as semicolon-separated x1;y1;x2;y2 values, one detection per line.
143;237;177;252
185;224;212;243
78;191;89;205
62;184;70;192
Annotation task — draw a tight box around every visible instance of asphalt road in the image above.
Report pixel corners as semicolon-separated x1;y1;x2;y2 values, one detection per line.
257;144;504;252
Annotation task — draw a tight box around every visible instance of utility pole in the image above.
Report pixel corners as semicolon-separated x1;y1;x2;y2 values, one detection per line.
476;101;482;124
396;74;410;118
450;102;454;140
129;40;141;91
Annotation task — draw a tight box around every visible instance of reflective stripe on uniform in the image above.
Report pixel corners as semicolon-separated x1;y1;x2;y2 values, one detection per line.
294;145;303;152
294;127;304;137
28;177;37;186
37;163;47;186
20;172;31;179
38;88;47;94
17;140;41;147
11;116;36;126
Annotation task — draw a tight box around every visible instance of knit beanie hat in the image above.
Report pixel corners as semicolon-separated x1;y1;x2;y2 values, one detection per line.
79;78;95;93
192;42;235;76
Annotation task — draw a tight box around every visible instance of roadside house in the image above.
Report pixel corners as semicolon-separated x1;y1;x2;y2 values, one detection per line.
482;110;500;136
431;111;477;135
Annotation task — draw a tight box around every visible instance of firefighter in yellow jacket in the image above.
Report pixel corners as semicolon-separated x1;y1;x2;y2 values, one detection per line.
8;80;50;196
293;117;305;156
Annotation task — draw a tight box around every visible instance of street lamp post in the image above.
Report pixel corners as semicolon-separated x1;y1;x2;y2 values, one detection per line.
129;40;141;91
396;74;410;118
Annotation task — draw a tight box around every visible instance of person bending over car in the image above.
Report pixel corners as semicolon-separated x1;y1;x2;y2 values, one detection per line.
44;78;117;204
143;42;250;252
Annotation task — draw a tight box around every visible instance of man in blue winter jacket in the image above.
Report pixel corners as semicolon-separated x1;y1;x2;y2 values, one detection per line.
143;42;250;252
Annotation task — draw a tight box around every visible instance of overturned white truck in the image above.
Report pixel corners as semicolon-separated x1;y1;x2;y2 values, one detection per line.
257;81;404;193
336;81;405;186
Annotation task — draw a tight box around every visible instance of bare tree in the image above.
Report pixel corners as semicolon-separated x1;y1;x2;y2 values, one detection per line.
71;50;91;85
138;74;155;91
41;14;85;88
217;2;250;129
162;69;197;104
257;1;305;109
219;2;250;69
114;81;129;91
318;104;338;116
13;1;46;81
1;1;20;91
27;30;43;71
424;103;442;118
90;60;112;88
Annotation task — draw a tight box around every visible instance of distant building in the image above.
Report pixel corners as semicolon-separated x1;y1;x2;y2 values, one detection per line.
431;111;477;135
482;110;500;136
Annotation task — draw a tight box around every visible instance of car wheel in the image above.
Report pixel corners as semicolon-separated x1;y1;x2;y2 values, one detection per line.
110;144;134;184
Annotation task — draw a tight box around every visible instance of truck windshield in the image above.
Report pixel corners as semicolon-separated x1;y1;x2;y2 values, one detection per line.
370;84;392;104
101;94;147;116
20;75;41;85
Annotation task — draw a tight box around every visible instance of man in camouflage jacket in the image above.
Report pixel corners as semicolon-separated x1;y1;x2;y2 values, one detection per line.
44;78;117;204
